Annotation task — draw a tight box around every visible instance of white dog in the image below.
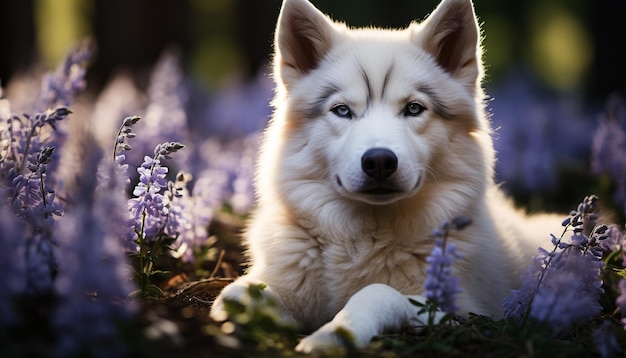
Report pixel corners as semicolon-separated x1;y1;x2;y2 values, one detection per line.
210;0;557;352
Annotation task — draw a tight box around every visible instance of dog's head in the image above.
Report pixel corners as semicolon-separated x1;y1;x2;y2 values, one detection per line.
263;0;493;209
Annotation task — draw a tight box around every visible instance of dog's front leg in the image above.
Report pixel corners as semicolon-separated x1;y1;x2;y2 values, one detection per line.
296;283;437;353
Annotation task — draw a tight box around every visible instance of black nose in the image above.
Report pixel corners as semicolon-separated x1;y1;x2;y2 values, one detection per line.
361;148;398;180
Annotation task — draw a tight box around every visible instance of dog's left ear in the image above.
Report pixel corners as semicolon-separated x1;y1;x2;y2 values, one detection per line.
274;0;339;89
411;0;481;89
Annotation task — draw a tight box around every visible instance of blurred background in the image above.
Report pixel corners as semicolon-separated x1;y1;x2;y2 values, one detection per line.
1;0;625;217
2;0;624;98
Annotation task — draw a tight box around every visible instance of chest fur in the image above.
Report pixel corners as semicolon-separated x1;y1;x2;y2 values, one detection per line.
320;236;428;302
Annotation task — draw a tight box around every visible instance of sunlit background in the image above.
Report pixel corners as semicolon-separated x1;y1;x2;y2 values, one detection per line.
1;0;625;215
1;0;623;94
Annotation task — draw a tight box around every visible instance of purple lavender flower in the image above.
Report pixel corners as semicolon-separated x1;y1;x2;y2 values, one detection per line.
163;172;195;260
10;145;63;227
113;115;141;160
93;116;142;252
129;163;167;239
1;107;71;205
424;216;470;314
503;195;606;333
112;116;140;185
528;246;604;333
6;145;63;296
162;172;184;234
126;142;186;298
2;107;71;178
127;142;184;243
0;95;70;302
173;174;225;261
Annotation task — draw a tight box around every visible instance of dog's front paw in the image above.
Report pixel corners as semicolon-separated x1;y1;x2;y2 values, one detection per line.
295;323;356;353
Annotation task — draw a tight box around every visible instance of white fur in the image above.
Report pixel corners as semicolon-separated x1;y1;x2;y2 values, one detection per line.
210;0;560;352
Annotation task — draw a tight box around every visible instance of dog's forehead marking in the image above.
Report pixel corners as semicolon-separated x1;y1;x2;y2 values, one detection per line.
357;61;373;108
304;84;341;118
415;84;453;120
352;47;457;120
302;41;457;121
380;60;396;100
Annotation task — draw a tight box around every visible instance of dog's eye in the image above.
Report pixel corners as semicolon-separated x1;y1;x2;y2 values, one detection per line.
403;102;425;117
331;104;353;119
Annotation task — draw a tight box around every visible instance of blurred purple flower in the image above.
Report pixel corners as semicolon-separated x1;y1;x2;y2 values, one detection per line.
196;132;259;214
617;280;626;330
489;73;593;192
55;147;137;357
0;54;77;302
599;225;626;266
503;195;606;332
199;72;273;140
23;233;58;296
591;95;626;209
529;246;604;333
0;203;25;326
100;157;139;254
38;40;92;110
593;320;622;358
502;263;537;321
126;51;190;172
34;42;91;186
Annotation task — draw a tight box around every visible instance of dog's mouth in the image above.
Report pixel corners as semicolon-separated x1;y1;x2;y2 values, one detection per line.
335;174;422;205
358;184;403;196
336;175;412;202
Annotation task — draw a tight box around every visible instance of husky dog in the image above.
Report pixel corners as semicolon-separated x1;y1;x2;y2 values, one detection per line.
211;0;557;352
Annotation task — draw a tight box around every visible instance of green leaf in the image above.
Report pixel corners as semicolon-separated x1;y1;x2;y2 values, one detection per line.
247;283;267;300
143;284;163;298
409;298;426;308
604;246;624;265
334;326;356;346
149;270;170;278
613;267;626;279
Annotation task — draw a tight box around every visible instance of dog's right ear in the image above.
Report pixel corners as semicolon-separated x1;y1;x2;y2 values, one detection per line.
274;0;338;88
411;0;481;93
